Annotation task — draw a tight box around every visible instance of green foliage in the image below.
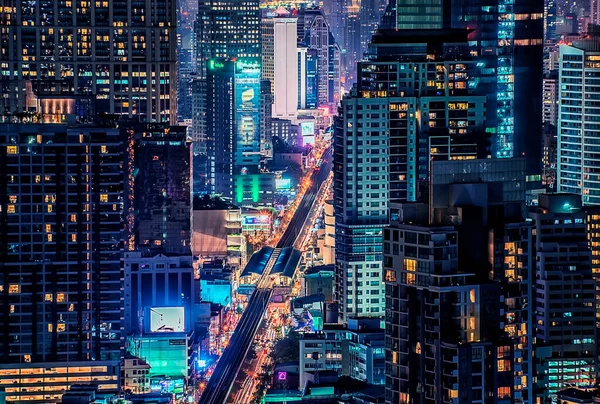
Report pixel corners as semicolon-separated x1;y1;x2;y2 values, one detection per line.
270;329;300;364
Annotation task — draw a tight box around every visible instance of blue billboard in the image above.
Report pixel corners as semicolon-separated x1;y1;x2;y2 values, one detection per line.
234;62;261;170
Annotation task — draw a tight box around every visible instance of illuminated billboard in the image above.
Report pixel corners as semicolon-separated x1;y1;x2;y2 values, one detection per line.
244;215;270;225
276;178;291;190
301;121;315;145
149;307;185;333
234;64;261;165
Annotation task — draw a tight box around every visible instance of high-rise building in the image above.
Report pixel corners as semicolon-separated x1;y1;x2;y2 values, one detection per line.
384;158;533;404
273;17;299;120
0;0;178;124
261;16;275;94
543;72;559;127
392;0;543;171
192;0;261;194
0;123;124;402
302;8;334;108
558;40;600;204
531;194;597;399
123;123;191;255
195;0;261;78
206;59;274;205
334;29;492;320
298;46;319;110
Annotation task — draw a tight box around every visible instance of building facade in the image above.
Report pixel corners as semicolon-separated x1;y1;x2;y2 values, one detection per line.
0;0;178;123
558;40;600;204
273;17;299;120
0;123;124;402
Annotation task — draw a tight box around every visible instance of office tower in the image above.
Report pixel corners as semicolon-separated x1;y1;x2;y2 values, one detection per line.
262;17;275;94
333;94;389;319
124;123;191;254
546;0;558;42
261;80;274;158
334;30;492;320
328;38;341;107
393;0;543;172
195;0;261;78
531;194;596;399
557;40;600;204
543;72;559;127
298;46;319;110
303;9;333;107
0;0;178;124
593;0;600;26
0;123;124;402
361;30;490;202
273;17;299;120
206;59;274;205
384;158;533;404
192;0;261;196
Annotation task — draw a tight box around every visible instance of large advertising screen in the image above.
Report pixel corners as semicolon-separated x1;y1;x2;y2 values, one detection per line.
149;307;185;333
244;215;270;225
301;121;315;145
275;178;291;190
235;63;261;163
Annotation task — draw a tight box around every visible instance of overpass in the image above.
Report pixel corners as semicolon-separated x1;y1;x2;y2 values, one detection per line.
198;148;332;404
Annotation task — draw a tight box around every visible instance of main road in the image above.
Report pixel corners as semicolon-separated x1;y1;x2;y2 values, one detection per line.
198;148;332;404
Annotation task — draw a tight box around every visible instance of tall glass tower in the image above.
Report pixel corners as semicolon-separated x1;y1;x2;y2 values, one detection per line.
393;0;544;174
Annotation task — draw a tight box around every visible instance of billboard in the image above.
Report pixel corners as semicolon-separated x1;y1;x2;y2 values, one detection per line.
275;178;291;190
244;215;270;225
149;307;185;333
235;63;261;165
301;121;315;145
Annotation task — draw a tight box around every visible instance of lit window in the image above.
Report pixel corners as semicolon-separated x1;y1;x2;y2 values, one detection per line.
35;175;41;183
47;205;53;213
57;323;66;332
37;135;42;144
56;293;66;303
6;145;18;154
101;145;108;153
100;194;108;202
8;284;20;294
71;234;77;242
48;324;53;332
68;304;74;312
45;294;53;302
9;305;14;314
45;224;51;232
24;355;31;363
7;205;15;214
70;214;77;222
47;234;53;242
9;195;17;203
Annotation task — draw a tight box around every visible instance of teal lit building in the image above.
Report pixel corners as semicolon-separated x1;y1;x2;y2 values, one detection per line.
388;0;543;174
207;59;274;205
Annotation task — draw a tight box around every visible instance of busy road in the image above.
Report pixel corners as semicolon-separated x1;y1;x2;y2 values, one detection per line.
198;147;332;404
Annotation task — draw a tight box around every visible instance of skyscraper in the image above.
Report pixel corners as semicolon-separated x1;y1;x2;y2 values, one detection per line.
302;9;334;108
0;0;178;124
273;17;299;120
334;30;491;319
557;39;600;205
392;0;543;171
0;123;124;402
124;123;191;254
384;158;533;404
192;0;261;194
206;59;274;205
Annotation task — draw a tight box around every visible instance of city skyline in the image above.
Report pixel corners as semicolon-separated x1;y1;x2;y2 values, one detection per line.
0;0;598;403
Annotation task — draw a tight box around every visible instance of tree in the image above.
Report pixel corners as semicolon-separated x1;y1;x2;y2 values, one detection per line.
270;329;300;364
